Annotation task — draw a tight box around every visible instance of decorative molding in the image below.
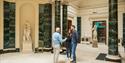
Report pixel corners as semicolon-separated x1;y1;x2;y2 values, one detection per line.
68;3;79;10
89;16;108;20
4;0;15;2
69;0;125;10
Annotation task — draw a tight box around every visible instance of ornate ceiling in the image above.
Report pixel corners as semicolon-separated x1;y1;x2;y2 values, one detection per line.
4;0;125;9
69;0;125;9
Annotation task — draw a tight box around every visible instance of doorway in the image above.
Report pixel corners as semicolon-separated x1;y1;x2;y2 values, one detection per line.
68;20;72;30
92;21;106;44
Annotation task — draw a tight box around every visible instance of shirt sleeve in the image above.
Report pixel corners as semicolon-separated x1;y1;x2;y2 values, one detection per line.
58;34;66;44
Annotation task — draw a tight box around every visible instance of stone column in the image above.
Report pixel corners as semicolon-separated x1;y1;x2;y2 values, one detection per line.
4;1;16;49
77;17;81;43
62;4;68;37
55;0;61;28
39;3;52;49
123;13;125;51
106;0;121;62
0;0;3;53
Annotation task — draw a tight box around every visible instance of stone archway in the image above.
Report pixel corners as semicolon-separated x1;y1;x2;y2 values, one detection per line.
20;3;35;52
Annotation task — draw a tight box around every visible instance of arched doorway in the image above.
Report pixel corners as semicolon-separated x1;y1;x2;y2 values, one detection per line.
20;3;35;52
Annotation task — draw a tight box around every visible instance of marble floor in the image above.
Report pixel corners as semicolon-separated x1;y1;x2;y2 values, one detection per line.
0;43;123;63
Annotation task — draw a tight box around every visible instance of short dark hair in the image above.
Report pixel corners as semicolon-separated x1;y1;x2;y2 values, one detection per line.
71;25;75;28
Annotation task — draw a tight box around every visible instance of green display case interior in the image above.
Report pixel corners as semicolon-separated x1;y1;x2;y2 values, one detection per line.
62;5;68;47
77;17;81;43
62;5;68;37
108;0;118;55
39;3;52;48
4;1;16;49
55;0;61;28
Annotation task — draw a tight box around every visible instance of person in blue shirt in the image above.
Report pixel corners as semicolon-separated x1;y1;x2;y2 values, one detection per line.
70;25;78;63
52;27;67;63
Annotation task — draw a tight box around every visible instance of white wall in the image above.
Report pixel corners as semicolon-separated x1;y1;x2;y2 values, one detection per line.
79;7;108;42
79;3;125;43
118;5;125;39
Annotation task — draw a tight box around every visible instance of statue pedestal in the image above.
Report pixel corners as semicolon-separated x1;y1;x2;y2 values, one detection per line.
106;55;121;62
22;41;32;53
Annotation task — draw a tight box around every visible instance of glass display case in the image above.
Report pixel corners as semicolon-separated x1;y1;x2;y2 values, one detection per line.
4;1;15;49
39;3;52;48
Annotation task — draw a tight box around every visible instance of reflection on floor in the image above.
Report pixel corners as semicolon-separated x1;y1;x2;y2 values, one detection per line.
0;43;122;63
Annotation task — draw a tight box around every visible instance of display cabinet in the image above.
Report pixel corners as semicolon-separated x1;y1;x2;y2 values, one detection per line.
77;17;81;43
39;3;52;48
4;1;16;49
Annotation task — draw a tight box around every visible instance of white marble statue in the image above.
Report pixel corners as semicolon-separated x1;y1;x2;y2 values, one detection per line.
92;25;98;47
23;22;32;42
22;22;33;52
